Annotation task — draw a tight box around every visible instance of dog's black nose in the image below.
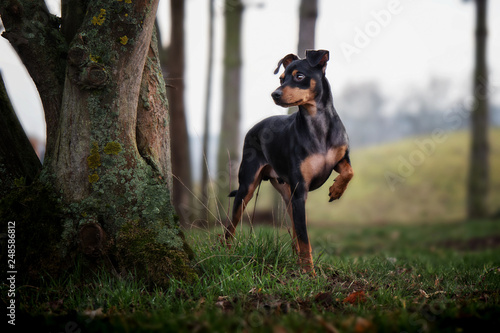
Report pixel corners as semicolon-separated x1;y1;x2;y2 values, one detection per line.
271;90;282;101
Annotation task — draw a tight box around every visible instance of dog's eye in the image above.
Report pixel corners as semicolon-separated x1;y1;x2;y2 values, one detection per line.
280;77;285;84
295;73;305;81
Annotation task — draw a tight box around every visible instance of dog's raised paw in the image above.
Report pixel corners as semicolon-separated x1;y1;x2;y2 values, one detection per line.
328;183;343;202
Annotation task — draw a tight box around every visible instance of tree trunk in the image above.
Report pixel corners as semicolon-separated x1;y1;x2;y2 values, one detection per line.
0;0;196;286
217;0;243;209
164;0;193;226
0;73;42;196
200;0;215;221
467;0;490;219
297;0;318;57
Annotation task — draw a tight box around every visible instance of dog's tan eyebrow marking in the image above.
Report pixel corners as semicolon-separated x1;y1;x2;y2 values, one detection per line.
292;70;298;76
280;73;285;80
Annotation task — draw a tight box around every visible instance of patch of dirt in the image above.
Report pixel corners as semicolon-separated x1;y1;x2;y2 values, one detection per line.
438;235;500;251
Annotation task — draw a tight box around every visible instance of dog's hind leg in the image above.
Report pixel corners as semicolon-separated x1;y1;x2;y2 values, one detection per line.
224;163;265;240
269;179;298;254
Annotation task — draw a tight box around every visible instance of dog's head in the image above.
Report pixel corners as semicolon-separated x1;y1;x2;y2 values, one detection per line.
271;50;329;108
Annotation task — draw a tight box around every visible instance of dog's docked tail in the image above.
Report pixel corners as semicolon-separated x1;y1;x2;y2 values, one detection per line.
228;190;237;197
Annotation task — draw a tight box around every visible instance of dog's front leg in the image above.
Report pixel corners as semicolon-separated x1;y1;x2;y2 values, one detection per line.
329;159;354;202
291;194;316;275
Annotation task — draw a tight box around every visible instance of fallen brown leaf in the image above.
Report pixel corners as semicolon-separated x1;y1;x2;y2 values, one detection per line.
343;290;367;305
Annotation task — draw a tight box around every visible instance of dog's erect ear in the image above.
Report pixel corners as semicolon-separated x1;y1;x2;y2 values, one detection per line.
305;50;329;72
274;54;299;74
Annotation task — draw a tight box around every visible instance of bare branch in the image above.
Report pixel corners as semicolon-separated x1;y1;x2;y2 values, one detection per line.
0;0;67;156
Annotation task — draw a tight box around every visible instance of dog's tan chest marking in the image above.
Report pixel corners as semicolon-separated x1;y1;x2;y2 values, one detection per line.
300;146;347;189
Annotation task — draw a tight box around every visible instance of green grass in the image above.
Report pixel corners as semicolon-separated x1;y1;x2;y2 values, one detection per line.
8;220;500;332
246;129;500;225
6;130;500;331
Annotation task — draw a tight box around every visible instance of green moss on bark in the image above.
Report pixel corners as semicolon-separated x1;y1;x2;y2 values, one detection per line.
116;220;197;287
87;141;102;169
104;141;122;155
58;141;196;285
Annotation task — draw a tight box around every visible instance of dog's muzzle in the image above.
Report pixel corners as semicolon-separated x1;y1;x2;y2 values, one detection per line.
271;89;283;104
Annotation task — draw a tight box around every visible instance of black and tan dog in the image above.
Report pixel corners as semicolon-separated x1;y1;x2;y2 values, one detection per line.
224;50;353;274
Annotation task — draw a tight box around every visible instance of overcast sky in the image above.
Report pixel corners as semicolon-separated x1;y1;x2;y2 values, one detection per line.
1;0;499;141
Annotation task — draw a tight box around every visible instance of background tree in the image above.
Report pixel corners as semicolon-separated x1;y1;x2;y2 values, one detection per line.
288;0;317;115
297;0;318;58
217;0;244;209
200;0;215;221
467;0;490;219
0;0;195;286
163;0;193;226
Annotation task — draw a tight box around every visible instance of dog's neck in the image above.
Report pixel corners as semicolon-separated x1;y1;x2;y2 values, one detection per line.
295;76;343;148
298;76;336;118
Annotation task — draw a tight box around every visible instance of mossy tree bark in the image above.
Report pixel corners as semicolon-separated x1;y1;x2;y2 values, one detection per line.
0;0;196;286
